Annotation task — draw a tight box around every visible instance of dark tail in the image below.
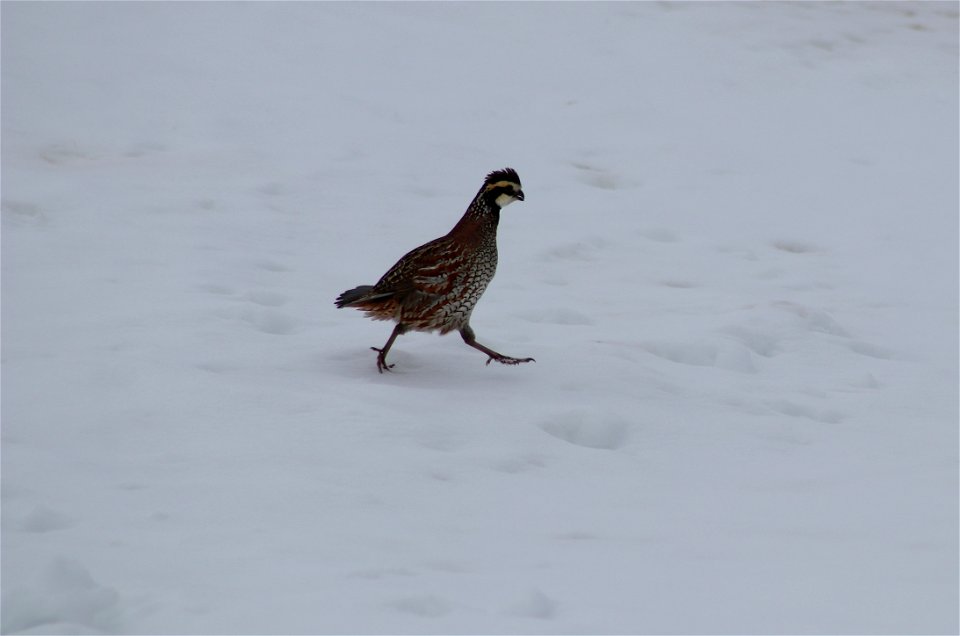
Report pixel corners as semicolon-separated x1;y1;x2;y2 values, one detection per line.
335;285;376;308
338;284;406;308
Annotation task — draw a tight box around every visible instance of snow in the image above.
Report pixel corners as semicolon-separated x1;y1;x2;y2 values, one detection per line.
1;2;957;634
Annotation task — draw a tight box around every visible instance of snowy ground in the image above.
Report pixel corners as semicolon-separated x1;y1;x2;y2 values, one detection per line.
2;2;957;634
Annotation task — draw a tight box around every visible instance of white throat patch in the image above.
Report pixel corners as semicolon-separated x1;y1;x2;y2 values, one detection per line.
495;192;518;208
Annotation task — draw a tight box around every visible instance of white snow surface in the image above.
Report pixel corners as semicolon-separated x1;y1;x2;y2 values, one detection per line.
2;3;958;634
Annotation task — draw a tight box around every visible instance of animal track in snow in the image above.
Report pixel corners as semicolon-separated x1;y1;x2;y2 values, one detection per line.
847;340;896;359
767;399;845;424
716;302;852;360
196;283;235;296
516;308;594;326
771;301;849;337
492;454;547;474
2;199;47;227
38;143;98;165
538;411;632;450
195;360;234;374
504;589;558;620
210;305;297;335
240;309;299;335
123;141;166;158
256;182;286;197
570;161;636;190
538;273;570;287
17;506;74;533
720;326;782;358
771;239;821;254
421;560;470;574
390;594;452;617
539;237;609;262
659;279;699;289
641;339;758;374
1;558;125;635
846;373;881;389
243;290;288;307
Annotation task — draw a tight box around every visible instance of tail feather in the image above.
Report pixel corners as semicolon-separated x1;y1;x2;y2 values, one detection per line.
335;285;396;308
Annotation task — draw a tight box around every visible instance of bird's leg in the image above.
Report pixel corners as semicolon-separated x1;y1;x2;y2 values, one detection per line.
371;323;407;373
460;325;535;366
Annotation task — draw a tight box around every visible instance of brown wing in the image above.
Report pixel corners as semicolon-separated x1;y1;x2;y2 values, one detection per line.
363;235;471;326
373;236;459;298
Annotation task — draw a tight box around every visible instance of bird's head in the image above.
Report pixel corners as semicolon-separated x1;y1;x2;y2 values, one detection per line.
480;167;524;208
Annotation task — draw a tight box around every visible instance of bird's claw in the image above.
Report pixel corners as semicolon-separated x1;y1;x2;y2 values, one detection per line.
371;347;395;373
486;355;535;366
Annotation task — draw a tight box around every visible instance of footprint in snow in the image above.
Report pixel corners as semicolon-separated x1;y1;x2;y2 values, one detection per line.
847;340;897;360
492;454;548;474
847;373;881;389
767;399;845;424
195;198;217;211
570;161;636;190
2;200;48;228
516;308;595;326
17;506;74;534
771;301;849;337
390;594;452;618
641;339;758;374
539;237;609;262
504;589;559;620
196;282;235;296
243;290;288;307
256;182;286;197
211;305;298;336
660;279;699;289
1;558;125;635
38;143;97;165
240;308;299;335
123;141;166;158
538;411;632;450
771;239;821;254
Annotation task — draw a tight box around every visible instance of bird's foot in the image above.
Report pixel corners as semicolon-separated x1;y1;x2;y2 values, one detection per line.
486;355;535;366
371;347;395;373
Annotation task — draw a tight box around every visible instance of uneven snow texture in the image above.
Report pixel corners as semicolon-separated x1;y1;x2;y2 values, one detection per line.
2;2;957;634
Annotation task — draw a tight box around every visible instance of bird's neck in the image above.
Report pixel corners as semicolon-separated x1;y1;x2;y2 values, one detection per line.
449;197;500;239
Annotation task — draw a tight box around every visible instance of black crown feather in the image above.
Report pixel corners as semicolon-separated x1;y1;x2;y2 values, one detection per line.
484;167;521;186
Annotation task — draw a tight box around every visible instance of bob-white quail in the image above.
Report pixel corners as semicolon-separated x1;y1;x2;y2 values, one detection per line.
335;168;534;372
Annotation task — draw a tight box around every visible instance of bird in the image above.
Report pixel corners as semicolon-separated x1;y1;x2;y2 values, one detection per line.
335;167;535;373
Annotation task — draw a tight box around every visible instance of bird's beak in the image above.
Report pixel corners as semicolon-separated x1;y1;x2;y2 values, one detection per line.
516;190;525;201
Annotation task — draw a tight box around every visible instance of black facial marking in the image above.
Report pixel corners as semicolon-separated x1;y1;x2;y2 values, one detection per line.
483;185;519;204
